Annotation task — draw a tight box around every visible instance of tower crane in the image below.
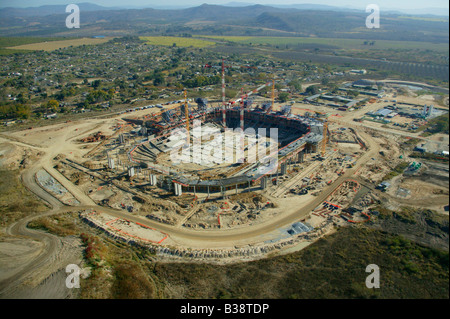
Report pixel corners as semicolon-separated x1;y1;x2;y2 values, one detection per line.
321;121;328;157
184;89;190;146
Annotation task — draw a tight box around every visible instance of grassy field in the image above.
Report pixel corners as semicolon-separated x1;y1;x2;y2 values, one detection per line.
0;37;78;55
140;36;215;48
0;37;69;48
194;35;255;42
0;49;30;55
398;16;449;22
196;35;449;52
152;226;448;299
4;37;111;52
0;169;47;227
381;161;410;182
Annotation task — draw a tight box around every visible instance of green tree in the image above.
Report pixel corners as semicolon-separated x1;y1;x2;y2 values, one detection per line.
289;80;302;92
305;85;319;96
348;90;360;98
16;104;31;119
278;92;289;103
153;73;165;86
16;93;27;104
91;80;101;88
47;99;59;112
330;85;340;94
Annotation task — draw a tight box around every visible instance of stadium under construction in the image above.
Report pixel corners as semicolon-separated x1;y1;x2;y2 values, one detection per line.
119;92;328;199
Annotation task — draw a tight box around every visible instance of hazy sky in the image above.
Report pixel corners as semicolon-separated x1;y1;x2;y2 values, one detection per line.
0;0;448;10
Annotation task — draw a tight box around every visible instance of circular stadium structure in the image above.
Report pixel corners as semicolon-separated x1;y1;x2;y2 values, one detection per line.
121;99;327;198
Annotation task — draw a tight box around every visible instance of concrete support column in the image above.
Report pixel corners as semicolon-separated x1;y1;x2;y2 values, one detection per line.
174;183;182;196
261;176;267;190
281;162;287;175
298;151;304;163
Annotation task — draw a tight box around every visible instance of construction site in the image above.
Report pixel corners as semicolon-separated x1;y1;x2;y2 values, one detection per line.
1;69;448;265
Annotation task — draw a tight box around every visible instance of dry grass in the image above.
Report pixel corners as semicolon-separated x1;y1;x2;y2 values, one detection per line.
6;37;111;52
28;213;78;237
140;36;215;48
153;226;448;299
0;169;47;226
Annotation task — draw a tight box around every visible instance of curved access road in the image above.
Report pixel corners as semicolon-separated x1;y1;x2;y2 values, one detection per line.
0;113;381;297
44;129;381;245
0;165;64;298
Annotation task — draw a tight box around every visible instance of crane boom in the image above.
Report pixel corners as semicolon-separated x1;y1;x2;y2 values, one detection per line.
222;58;227;127
232;80;273;105
270;79;275;113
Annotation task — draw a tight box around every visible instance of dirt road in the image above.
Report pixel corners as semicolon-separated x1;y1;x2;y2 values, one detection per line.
0;164;67;298
0;107;390;298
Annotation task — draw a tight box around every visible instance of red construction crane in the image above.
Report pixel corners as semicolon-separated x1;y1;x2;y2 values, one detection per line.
222;59;227;127
203;59;278;121
184;89;190;146
232;80;274;106
268;79;275;114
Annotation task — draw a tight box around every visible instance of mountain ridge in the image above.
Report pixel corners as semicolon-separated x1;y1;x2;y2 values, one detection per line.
0;2;448;17
0;3;447;42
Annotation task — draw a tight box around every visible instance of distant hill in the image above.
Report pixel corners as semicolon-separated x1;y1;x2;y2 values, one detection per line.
0;3;447;43
255;12;294;32
385;7;449;16
0;3;121;18
268;3;360;12
223;2;257;7
223;2;449;16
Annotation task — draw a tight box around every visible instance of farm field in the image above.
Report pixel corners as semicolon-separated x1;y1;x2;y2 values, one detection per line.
140;36;215;48
0;36;76;55
397;16;449;22
0;49;29;56
198;34;449;83
5;37;111;52
196;35;450;52
0;37;72;48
